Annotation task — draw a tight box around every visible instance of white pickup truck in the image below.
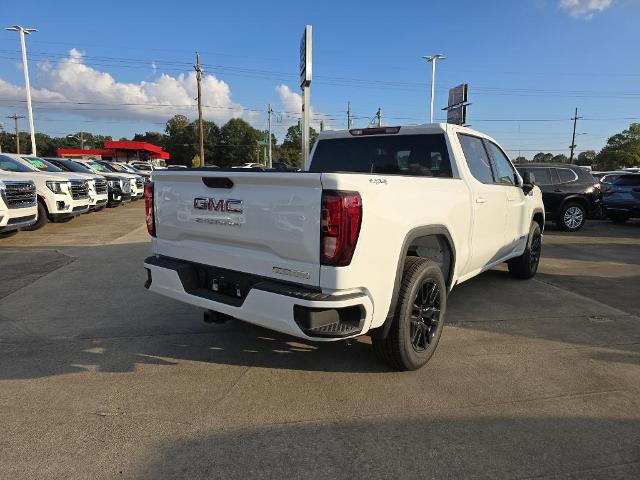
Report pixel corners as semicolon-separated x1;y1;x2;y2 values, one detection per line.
144;124;545;370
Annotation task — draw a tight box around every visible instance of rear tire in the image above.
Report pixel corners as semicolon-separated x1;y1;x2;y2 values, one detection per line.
372;257;446;371
22;201;48;231
557;202;586;231
508;221;542;279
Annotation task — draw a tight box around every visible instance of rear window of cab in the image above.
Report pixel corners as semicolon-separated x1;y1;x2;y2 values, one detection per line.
309;134;453;178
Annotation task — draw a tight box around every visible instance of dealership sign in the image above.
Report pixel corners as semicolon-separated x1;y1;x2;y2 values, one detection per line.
445;83;470;125
300;25;312;87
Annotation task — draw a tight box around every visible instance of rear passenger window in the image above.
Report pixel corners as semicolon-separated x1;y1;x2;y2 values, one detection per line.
556;168;578;183
615;175;640;186
458;134;493;183
528;168;554;185
485;141;516;185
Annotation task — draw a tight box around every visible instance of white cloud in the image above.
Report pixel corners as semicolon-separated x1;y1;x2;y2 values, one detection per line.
275;84;329;130
0;49;255;125
559;0;613;18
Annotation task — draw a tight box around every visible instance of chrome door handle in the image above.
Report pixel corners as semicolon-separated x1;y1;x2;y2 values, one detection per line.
476;197;487;204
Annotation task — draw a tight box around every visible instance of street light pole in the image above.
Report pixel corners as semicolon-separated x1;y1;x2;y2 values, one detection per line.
423;54;445;123
6;25;37;156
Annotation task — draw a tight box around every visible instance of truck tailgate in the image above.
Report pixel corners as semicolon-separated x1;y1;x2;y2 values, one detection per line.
152;171;323;286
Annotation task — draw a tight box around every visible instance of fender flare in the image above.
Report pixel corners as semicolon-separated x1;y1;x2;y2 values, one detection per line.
558;195;590;214
531;207;545;231
373;225;456;339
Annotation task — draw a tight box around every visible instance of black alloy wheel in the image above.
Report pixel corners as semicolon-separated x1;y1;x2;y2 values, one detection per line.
410;280;441;352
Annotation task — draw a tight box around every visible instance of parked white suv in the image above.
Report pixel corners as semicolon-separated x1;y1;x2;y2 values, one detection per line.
0;154;91;229
0;172;38;236
144;124;545;370
22;157;109;211
96;161;144;200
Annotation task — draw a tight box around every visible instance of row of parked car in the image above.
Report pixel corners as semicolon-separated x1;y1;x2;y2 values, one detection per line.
0;154;152;237
515;163;640;231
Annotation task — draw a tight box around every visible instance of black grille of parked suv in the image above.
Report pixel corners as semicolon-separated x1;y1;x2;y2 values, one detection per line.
94;179;108;195
70;180;90;200
2;181;37;208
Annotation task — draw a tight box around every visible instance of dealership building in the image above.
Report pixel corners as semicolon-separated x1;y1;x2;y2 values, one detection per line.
57;140;170;166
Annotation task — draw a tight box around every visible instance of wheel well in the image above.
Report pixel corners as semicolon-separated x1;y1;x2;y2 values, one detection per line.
533;212;545;232
406;234;454;290
561;196;588;213
37;195;49;214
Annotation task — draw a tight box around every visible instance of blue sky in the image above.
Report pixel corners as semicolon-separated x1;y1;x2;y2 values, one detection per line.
1;0;639;157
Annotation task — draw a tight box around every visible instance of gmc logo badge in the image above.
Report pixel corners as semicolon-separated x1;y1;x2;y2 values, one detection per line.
193;197;243;214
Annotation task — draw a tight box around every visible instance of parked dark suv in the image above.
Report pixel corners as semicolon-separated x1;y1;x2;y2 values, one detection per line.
516;163;601;231
602;174;640;223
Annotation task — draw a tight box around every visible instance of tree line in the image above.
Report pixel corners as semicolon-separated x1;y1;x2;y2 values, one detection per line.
0;115;318;169
512;122;640;170
2;116;637;171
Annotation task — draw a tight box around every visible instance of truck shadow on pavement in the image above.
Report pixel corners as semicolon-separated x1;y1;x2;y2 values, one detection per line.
133;415;640;479
1;217;639;379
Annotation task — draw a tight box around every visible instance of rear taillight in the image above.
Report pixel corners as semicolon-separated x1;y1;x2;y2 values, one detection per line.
144;182;155;237
594;183;601;190
321;190;362;266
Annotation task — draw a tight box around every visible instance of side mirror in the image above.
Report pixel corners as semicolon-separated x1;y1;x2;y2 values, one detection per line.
522;171;535;194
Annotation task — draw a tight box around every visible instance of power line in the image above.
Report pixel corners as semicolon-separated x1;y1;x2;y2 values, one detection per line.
3;49;640;98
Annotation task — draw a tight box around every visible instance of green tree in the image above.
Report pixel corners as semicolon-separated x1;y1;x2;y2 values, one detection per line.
532;152;554;163
202;120;222;166
219;118;262;167
133;131;166;148
277;123;319;168
164;115;197;166
576;150;596;166
551;154;568;163
512;156;528;164
595;123;640;170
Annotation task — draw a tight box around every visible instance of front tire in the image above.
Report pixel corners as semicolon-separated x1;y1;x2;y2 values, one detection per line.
372;257;447;371
508;221;542;279
22;201;48;231
557;202;586;231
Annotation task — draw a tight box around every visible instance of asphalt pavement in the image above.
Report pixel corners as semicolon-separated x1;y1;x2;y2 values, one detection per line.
1;203;639;479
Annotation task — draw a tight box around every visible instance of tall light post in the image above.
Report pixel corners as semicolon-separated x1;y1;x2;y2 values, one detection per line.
6;25;37;156
422;54;445;123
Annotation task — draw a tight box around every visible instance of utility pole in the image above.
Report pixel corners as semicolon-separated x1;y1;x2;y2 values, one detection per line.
7;113;24;154
67;132;85;150
347;101;353;129
6;25;37;155
569;107;582;163
267;103;273;168
375;107;382;127
194;52;205;167
423;54;445;123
